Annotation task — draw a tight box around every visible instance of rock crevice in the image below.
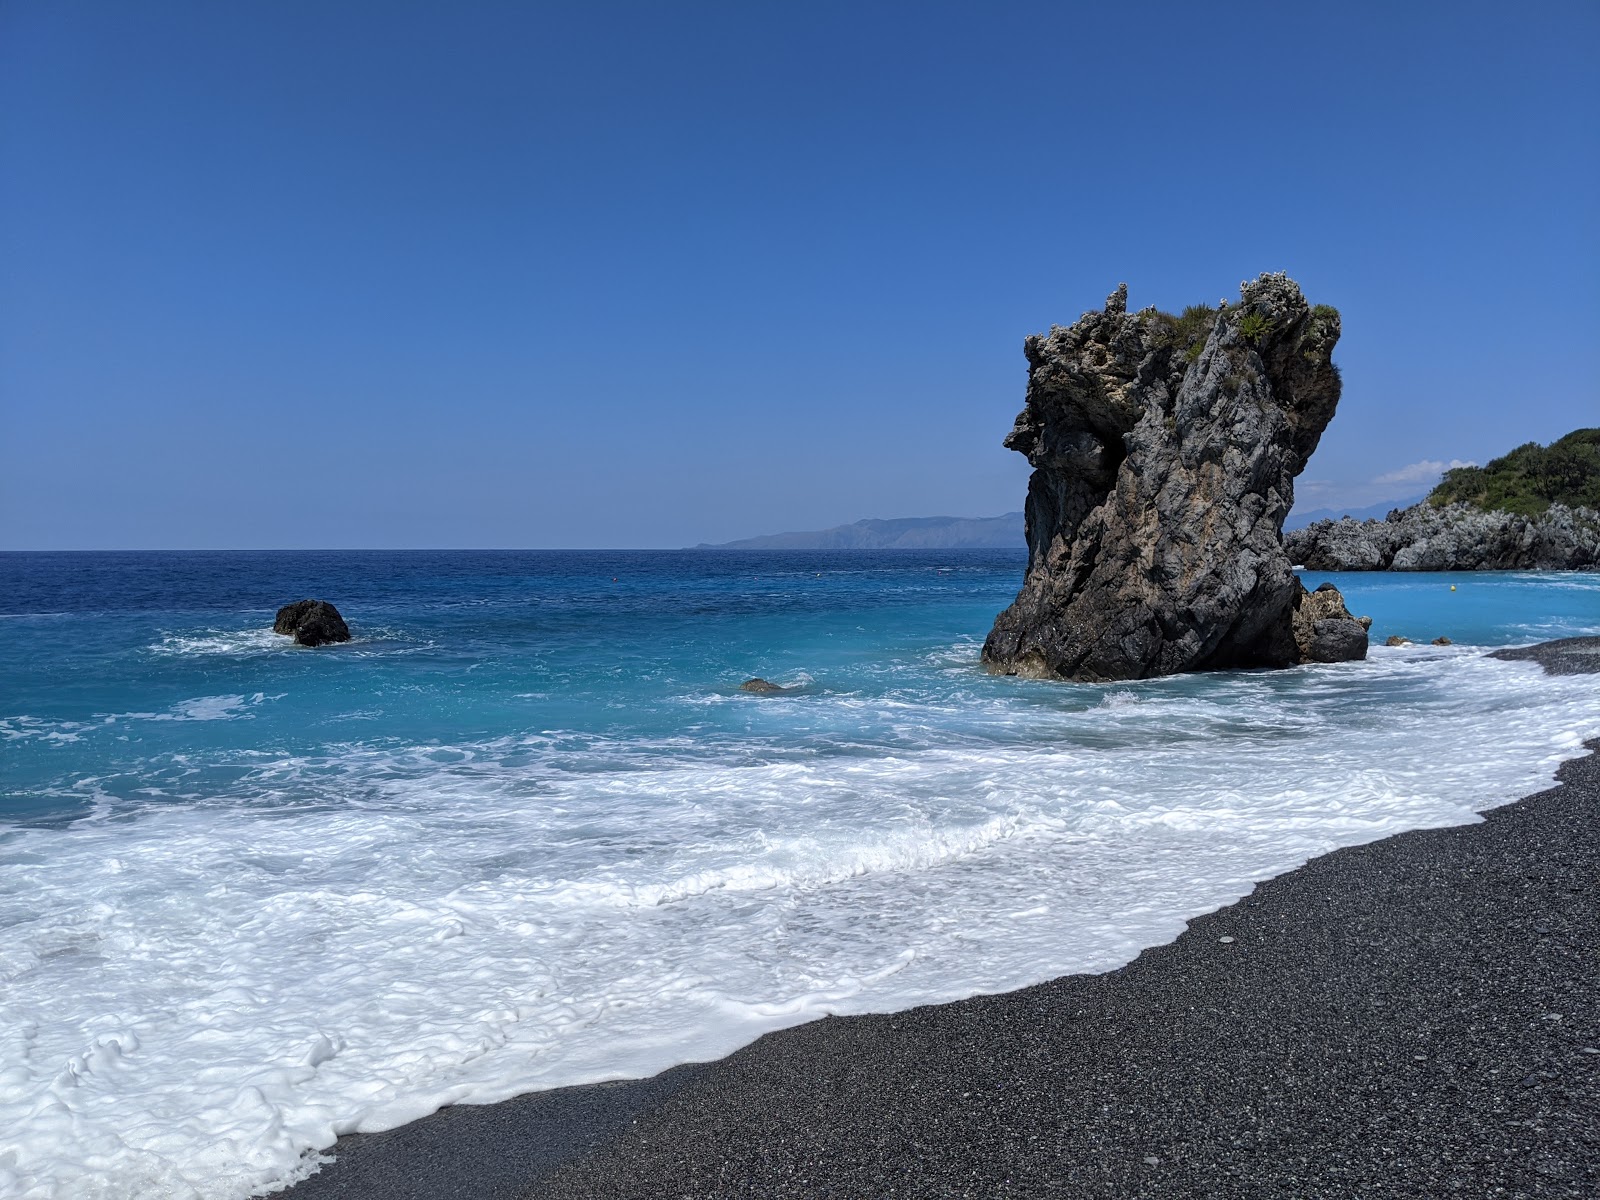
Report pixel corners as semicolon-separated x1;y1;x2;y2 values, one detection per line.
983;274;1365;681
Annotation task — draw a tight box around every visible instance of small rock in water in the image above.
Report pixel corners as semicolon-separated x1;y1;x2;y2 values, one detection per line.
273;599;351;647
1385;635;1412;647
1432;636;1453;646
740;678;789;694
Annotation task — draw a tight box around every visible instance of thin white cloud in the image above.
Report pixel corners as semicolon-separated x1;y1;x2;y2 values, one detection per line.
1373;458;1475;486
1293;458;1477;515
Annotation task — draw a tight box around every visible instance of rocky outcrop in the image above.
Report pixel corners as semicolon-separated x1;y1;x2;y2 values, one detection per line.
1285;502;1600;571
739;678;791;694
1291;581;1370;663
983;273;1365;681
1491;635;1600;676
274;599;351;647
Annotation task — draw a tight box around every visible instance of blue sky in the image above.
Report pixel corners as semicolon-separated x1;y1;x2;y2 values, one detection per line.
3;1;1596;549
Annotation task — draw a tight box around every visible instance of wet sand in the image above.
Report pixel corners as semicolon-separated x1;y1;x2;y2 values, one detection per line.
285;639;1600;1199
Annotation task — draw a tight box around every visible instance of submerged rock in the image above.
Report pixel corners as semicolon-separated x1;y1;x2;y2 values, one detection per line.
1491;635;1600;676
1285;502;1600;571
983;274;1359;681
739;678;789;694
273;599;351;647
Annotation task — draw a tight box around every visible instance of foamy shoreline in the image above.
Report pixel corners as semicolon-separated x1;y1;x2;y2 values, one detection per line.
285;639;1600;1199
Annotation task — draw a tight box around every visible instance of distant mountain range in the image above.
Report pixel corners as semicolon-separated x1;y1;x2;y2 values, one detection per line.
703;500;1395;547
696;513;1026;550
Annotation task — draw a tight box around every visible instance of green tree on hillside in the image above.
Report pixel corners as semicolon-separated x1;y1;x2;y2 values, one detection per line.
1427;428;1600;515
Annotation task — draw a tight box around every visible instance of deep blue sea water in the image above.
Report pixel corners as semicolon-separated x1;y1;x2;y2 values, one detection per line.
2;551;1598;1198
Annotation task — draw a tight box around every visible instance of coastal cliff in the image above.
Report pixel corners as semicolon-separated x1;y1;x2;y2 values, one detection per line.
983;273;1364;681
1287;430;1600;570
1286;502;1600;571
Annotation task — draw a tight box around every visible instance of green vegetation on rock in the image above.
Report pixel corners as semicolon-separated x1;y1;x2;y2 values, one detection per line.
1151;300;1336;362
1150;303;1218;363
1427;428;1600;516
1237;312;1272;343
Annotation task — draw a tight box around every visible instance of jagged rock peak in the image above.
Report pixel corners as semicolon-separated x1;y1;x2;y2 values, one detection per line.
983;273;1362;681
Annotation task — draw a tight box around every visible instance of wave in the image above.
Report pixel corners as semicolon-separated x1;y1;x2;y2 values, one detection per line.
2;649;1598;1198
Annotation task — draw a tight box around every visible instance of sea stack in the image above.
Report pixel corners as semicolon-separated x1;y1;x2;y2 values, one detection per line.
983;273;1367;681
273;599;351;647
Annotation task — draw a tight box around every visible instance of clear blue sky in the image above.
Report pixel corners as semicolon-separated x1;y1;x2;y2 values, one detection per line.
3;1;1596;548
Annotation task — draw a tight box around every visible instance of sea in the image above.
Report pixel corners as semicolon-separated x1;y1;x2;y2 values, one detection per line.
2;550;1598;1199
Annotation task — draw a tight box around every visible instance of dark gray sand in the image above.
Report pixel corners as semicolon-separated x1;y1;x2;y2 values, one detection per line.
285;639;1600;1199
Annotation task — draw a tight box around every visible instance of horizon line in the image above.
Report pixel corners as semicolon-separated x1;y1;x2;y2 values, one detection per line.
0;545;1033;554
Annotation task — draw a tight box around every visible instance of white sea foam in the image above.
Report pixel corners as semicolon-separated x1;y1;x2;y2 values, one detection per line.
0;717;85;744
1;653;1598;1198
148;629;288;658
0;696;267;755
147;627;425;660
166;694;270;722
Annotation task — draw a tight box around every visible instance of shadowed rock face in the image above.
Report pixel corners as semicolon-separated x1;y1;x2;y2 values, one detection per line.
983;274;1361;681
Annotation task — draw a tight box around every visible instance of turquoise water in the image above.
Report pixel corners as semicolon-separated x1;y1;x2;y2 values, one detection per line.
3;551;1035;824
2;551;1597;1199
1313;567;1600;647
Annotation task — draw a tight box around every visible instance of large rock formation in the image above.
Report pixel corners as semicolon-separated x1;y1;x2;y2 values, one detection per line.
983;273;1367;681
1285;502;1600;571
273;599;351;647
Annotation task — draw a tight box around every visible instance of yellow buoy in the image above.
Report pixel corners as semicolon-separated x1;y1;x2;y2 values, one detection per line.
1450;585;1457;591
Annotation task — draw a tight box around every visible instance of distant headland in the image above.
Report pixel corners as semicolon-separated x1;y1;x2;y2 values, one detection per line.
694;512;1025;550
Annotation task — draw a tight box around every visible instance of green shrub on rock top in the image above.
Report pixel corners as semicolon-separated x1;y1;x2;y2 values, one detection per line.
1150;303;1218;363
1237;312;1272;343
